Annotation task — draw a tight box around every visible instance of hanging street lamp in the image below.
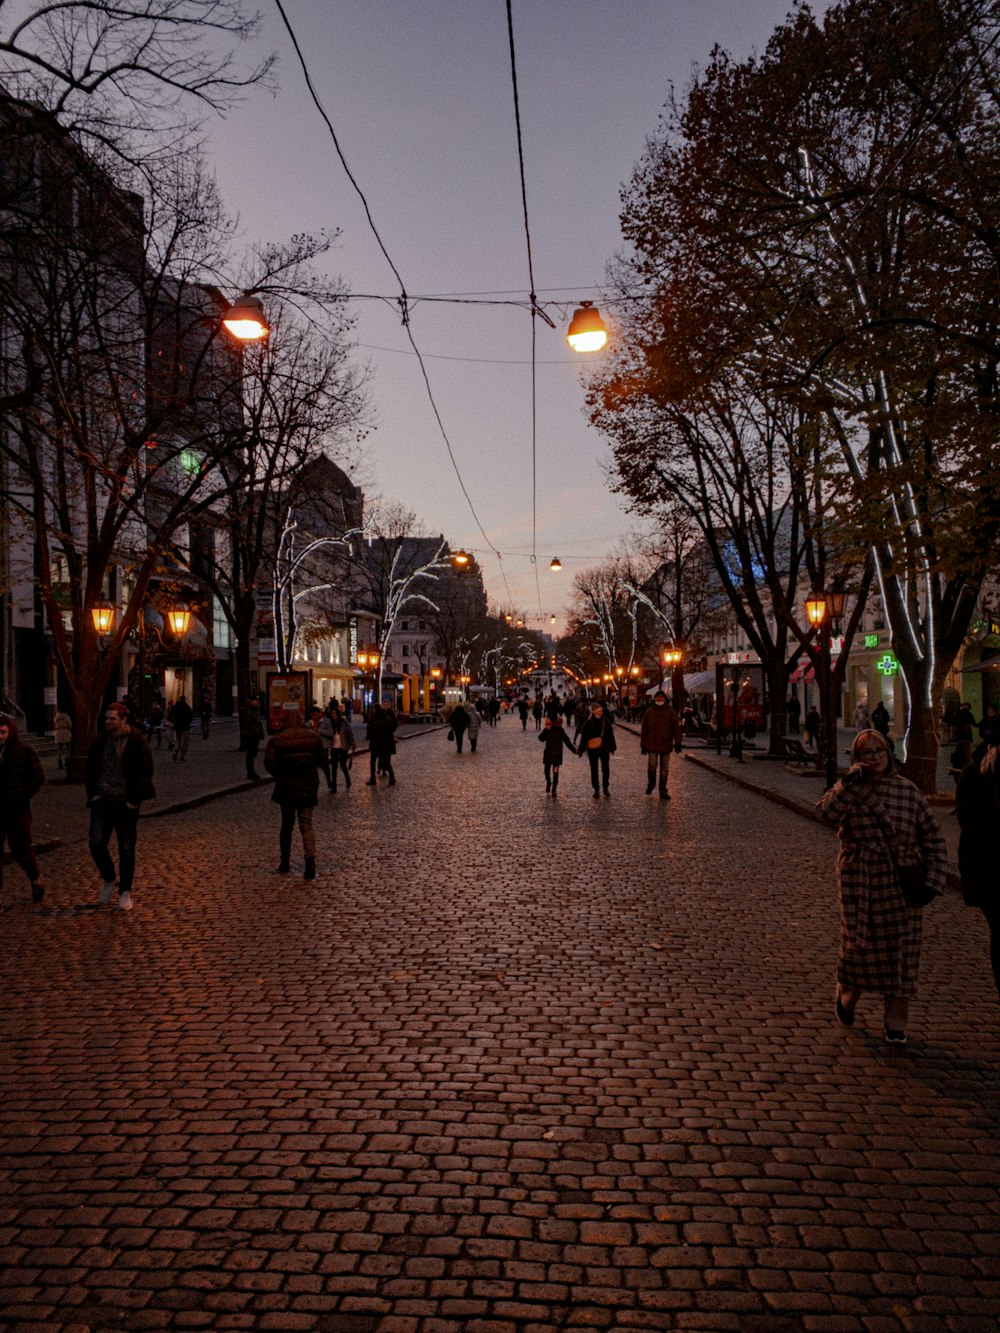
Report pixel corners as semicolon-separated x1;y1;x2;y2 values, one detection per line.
566;301;608;353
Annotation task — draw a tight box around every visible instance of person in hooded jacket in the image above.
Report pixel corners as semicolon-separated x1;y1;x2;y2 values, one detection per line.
449;701;470;753
639;690;683;799
264;709;330;880
0;714;46;903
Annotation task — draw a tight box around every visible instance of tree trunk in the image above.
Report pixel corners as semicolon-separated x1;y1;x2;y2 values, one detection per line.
901;678;943;796
66;684;102;783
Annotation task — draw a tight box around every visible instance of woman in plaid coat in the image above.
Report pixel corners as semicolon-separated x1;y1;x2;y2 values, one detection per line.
816;729;947;1044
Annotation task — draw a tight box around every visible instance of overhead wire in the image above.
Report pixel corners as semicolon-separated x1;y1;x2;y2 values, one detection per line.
272;0;514;604
505;0;549;620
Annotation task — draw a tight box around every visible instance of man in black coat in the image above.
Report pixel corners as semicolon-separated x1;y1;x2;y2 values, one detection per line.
168;694;194;761
85;702;156;911
0;715;46;902
264;710;330;880
240;699;265;780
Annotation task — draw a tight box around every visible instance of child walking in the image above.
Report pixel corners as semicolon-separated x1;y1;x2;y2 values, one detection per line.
538;714;577;796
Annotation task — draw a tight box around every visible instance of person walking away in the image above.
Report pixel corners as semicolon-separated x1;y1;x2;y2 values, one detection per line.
466;702;482;753
327;703;355;791
640;689;683;799
449;701;470;753
85;702;155;911
816;728;946;1044
954;701;975;744
0;715;46;903
264;710;329;880
488;697;501;727
168;695;193;761
199;693;212;740
956;723;1000;1003
532;696;543;730
365;703;398;785
539;714;577;795
870;700;891;737
147;700;164;749
240;698;265;780
803;705;821;748
53;708;73;771
516;697;529;731
578;701;617;798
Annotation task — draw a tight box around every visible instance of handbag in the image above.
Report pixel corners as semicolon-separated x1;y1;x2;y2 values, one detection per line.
870;796;940;907
896;860;938;907
447;728;454;741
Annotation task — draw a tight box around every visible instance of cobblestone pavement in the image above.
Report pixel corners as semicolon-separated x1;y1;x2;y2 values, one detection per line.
2;720;999;1332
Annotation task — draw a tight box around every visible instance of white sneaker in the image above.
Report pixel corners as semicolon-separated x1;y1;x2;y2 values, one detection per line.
118;891;134;911
99;881;116;905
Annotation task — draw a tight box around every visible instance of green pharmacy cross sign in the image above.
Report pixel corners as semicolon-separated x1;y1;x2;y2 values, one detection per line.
877;653;899;676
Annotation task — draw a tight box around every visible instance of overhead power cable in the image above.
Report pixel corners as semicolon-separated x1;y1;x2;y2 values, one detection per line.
506;0;550;620
272;0;514;603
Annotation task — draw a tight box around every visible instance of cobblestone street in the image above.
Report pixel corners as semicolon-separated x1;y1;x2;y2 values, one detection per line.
2;721;999;1332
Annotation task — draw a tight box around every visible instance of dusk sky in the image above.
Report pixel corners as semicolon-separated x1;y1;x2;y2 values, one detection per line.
207;1;828;632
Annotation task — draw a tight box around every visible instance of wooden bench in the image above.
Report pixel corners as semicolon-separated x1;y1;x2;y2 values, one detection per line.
783;736;813;765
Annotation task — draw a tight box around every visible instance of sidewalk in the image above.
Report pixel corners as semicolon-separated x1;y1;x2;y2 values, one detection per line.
21;715;447;855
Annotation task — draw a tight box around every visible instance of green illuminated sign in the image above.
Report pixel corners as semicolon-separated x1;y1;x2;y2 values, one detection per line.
877;654;898;676
864;633;879;649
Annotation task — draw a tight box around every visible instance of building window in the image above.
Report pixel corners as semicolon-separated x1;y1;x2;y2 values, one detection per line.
402;644;409;657
212;597;231;650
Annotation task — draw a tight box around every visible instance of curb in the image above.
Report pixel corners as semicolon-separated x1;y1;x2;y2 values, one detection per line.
681;749;964;894
143;724;449;820
5;726;451;866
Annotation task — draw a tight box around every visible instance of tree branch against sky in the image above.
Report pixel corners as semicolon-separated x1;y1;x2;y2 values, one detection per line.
0;99;365;767
590;0;1000;788
0;0;273;163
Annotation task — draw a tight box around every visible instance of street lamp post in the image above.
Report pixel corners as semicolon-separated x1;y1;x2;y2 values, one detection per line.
357;648;380;719
662;646;684;709
805;590;845;789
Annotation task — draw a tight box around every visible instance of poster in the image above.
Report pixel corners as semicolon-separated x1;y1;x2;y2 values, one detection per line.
266;670;311;732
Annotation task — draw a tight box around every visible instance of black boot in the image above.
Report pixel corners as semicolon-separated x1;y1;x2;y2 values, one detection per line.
303;857;316;880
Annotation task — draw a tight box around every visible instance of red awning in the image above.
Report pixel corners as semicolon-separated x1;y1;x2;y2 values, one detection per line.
789;664;815;684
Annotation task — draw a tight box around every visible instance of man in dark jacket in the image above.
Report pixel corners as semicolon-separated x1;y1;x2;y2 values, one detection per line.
0;715;46;902
264;710;330;879
240;699;265;780
449;702;470;753
639;690;683;799
168;694;194;761
365;704;398;785
85;702;156;911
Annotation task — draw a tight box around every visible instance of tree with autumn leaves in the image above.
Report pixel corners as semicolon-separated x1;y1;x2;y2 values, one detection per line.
589;0;1000;790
